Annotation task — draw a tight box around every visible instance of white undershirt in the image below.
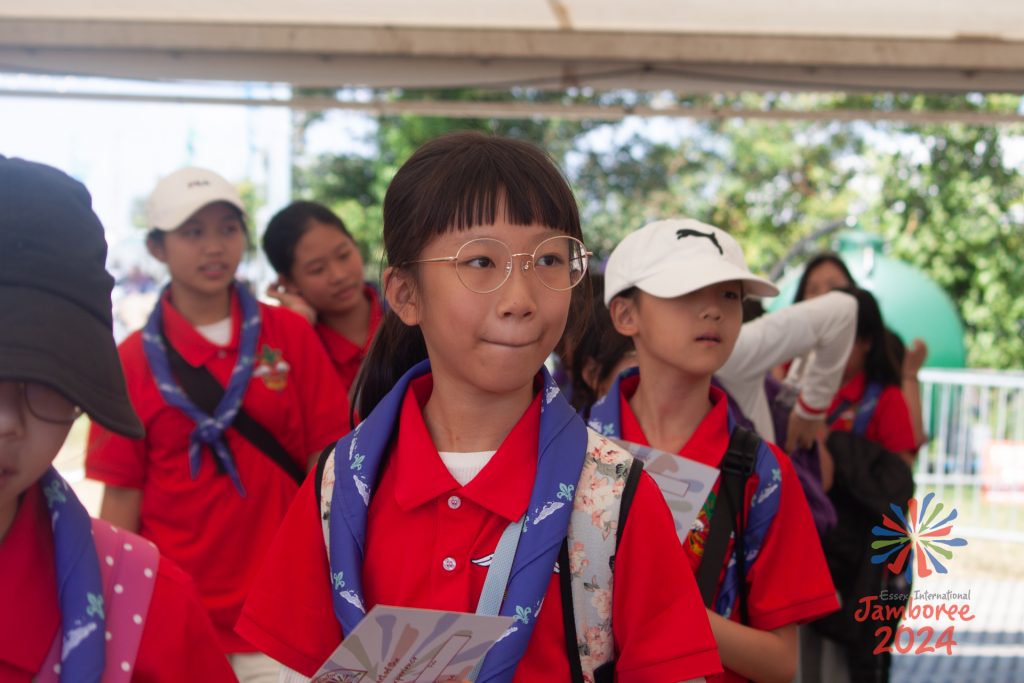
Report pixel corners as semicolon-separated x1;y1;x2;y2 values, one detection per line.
437;450;498;486
195;316;232;346
275;449;499;683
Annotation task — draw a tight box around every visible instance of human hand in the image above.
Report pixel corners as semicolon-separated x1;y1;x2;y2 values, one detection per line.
785;411;822;454
265;281;317;325
817;430;834;492
904;338;928;378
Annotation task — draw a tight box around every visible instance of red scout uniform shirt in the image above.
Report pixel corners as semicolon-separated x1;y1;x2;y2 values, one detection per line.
618;375;838;683
238;374;722;682
314;285;384;393
86;290;349;653
0;484;236;682
828;371;916;455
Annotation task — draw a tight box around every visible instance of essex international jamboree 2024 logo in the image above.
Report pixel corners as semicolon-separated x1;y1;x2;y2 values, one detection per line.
871;491;969;581
855;492;972;656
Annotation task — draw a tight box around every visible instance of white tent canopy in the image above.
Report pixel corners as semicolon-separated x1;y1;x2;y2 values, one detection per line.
2;1;1023;95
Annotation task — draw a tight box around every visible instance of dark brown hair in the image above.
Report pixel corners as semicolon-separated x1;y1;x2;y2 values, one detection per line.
262;201;355;279
840;286;902;387
794;251;856;303
353;131;588;418
570;274;634;413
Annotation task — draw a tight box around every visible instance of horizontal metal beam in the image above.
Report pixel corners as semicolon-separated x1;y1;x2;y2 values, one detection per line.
3;87;1022;125
2;18;1023;70
1;48;1022;94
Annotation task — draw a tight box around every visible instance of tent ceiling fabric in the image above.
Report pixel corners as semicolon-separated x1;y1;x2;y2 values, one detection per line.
2;1;1023;93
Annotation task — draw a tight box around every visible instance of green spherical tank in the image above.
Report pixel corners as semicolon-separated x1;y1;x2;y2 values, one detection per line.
768;229;967;368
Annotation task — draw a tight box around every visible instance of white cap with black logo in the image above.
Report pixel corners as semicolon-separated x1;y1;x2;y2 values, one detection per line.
604;217;779;305
145;166;245;231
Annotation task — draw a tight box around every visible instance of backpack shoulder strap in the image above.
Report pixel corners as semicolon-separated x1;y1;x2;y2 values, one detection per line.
162;332;307;486
318;444;338;554
562;428;642;683
852;381;884;436
38;522;161;683
695;426;758;617
95;521;160;681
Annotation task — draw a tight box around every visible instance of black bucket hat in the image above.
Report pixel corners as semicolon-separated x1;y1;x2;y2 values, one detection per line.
0;156;144;438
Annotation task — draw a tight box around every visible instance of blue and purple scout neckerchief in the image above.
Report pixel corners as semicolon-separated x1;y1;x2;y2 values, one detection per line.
141;282;261;497
586;366;782;619
327;360;588;683
39;467;105;683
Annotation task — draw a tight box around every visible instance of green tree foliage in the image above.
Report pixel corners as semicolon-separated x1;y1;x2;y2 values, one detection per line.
292;90;1024;368
861;115;1024;367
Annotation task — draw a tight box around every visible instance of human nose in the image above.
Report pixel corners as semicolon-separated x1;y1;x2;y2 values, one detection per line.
496;253;539;317
327;260;346;284
699;291;724;321
202;230;227;255
0;382;26;439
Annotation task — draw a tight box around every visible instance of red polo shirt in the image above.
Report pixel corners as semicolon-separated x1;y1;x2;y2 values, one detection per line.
238;374;722;682
315;285;383;393
86;289;349;653
828;371;916;454
619;375;838;683
0;484;236;682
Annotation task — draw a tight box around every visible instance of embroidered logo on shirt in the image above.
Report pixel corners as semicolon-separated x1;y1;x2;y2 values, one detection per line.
253;345;290;391
687;489;717;558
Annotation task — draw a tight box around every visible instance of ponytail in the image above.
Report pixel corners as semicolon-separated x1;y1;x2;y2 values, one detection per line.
351;311;428;422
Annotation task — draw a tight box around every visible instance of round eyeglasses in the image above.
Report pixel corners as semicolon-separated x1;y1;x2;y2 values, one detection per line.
7;381;82;424
408;235;591;294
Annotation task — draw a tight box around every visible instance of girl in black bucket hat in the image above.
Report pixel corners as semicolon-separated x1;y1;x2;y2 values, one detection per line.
0;156;237;682
85;166;349;682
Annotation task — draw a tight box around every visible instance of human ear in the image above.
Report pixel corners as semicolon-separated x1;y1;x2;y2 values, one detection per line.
145;234;167;264
383;267;421;326
608;296;639;337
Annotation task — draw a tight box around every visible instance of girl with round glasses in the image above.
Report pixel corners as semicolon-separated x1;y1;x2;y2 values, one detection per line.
239;132;721;683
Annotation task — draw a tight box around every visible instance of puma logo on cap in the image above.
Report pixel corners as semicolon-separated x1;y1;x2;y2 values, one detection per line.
675;228;723;255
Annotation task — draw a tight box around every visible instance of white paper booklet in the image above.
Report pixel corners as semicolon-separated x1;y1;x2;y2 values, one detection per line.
611;439;719;542
313;605;514;683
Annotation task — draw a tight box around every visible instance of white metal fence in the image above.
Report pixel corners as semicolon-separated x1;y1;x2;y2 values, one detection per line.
916;368;1024;543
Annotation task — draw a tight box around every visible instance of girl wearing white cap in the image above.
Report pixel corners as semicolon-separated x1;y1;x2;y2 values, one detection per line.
85;167;350;682
589;218;839;683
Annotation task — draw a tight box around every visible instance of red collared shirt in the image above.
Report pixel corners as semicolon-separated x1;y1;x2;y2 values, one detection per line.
619;375;839;683
315;285;384;393
238;374;722;682
85;289;349;653
0;484;235;682
828;371;916;454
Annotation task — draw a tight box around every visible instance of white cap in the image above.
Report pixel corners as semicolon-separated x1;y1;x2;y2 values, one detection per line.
604;218;779;305
144;166;245;231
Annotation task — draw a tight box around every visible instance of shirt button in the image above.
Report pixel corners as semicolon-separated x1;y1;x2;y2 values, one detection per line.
447;495;462;510
442;557;457;572
216;350;227;359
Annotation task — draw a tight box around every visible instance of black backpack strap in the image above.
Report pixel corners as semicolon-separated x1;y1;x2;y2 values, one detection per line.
560;457;644;683
559;540;586;683
163;336;306;486
696;426;758;622
615;458;644;550
314;443;335;512
826;399;853;428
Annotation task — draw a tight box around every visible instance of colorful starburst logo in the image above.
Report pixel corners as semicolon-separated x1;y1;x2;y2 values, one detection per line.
870;492;968;582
